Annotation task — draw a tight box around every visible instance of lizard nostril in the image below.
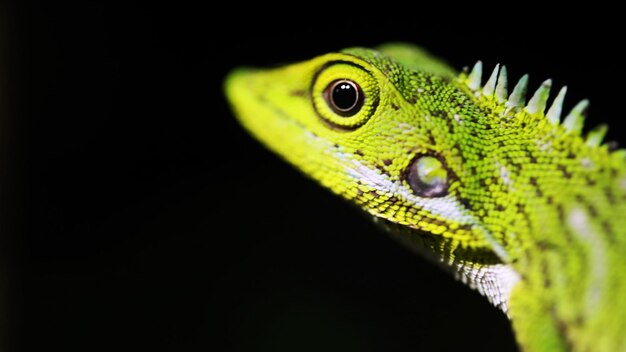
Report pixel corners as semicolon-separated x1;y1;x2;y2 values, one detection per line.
407;155;449;198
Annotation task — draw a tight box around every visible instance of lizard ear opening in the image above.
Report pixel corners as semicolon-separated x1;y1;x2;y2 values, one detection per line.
406;155;449;198
312;62;379;130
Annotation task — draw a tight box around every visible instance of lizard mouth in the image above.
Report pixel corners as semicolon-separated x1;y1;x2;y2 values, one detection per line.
224;67;336;180
224;67;308;138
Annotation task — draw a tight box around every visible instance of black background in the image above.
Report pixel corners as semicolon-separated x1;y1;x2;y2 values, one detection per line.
1;2;624;351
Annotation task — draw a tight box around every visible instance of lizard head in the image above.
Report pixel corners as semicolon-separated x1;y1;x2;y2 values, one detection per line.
224;43;622;279
225;43;512;263
225;43;626;346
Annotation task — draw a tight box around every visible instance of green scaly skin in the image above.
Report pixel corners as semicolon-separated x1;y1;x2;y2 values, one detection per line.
224;43;626;351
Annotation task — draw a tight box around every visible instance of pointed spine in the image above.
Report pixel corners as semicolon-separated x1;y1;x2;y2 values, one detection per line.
482;64;499;96
495;66;508;102
526;79;552;115
586;124;608;147
468;61;483;91
506;74;529;109
562;99;589;133
545;86;567;125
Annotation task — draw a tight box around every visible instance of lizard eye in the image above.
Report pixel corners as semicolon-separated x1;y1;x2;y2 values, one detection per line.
312;62;379;129
324;79;364;117
407;155;449;198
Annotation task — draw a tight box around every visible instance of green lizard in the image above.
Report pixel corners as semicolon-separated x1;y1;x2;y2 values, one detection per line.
224;43;626;351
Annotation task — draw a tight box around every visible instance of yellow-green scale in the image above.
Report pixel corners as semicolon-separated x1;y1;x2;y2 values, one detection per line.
225;43;626;351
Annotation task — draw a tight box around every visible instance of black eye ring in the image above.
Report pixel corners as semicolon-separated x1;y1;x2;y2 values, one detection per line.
323;79;364;117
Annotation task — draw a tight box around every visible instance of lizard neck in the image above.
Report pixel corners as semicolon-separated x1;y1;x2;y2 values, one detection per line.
465;119;626;350
379;95;626;350
507;164;626;351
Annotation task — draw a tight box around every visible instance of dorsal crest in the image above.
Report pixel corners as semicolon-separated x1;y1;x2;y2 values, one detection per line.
458;61;626;160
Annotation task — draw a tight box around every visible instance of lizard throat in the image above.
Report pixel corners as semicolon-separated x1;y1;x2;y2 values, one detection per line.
373;216;520;314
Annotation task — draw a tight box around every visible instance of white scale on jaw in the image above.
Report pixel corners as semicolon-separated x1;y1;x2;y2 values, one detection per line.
339;150;510;261
337;149;521;312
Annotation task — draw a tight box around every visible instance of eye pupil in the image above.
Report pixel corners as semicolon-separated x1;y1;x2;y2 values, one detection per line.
333;83;358;110
325;79;363;116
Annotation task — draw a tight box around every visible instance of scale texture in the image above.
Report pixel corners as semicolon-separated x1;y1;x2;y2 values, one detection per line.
224;43;626;351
